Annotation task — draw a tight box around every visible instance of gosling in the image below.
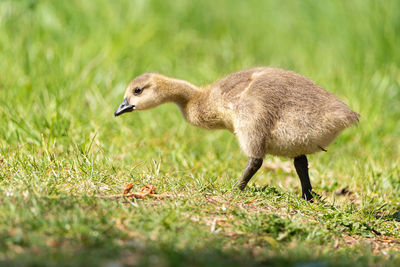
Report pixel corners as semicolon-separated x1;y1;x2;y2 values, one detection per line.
114;67;359;200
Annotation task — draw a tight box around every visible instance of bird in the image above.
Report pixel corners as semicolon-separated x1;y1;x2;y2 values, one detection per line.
114;67;359;200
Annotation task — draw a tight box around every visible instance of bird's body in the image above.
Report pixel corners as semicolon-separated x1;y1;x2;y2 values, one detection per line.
115;67;359;200
179;67;359;158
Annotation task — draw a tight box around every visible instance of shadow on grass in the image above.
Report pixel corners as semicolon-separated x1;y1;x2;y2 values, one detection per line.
247;185;282;196
0;242;385;267
1;196;398;267
0;234;399;267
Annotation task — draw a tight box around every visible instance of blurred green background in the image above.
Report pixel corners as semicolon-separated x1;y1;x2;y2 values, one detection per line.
0;0;399;266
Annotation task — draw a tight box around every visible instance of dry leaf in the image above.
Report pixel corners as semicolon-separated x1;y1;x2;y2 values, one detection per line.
46;239;60;248
98;184;171;200
123;183;134;195
139;184;156;195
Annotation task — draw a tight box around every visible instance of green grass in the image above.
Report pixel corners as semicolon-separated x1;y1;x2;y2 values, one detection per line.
1;0;400;266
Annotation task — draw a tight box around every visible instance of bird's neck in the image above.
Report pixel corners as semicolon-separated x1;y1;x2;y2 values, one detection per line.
156;75;229;130
156;75;216;127
159;76;202;106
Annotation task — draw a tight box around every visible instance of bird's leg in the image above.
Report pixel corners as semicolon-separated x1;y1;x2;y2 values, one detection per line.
293;155;313;200
237;158;263;190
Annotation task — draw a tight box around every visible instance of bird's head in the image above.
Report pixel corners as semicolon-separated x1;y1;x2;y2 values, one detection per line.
114;73;167;116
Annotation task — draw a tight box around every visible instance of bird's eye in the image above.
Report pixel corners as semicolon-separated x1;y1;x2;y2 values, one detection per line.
134;87;143;95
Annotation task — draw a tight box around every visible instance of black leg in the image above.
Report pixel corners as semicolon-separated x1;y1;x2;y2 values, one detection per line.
293;155;313;200
237;158;263;190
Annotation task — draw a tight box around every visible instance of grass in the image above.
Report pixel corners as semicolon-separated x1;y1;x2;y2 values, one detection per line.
1;0;400;266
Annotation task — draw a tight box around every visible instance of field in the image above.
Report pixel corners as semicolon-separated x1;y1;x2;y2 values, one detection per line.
1;0;400;266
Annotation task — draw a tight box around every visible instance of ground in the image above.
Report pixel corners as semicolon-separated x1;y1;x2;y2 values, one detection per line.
0;0;400;266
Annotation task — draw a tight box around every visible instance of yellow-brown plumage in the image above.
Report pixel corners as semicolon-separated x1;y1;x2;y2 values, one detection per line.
115;67;359;200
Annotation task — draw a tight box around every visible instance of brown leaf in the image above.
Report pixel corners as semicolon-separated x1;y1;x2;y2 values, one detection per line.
139;184;156;195
98;184;171;200
245;198;257;204
123;183;134;195
46;240;60;248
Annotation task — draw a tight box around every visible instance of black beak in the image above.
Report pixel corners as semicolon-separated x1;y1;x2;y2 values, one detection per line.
114;98;135;116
